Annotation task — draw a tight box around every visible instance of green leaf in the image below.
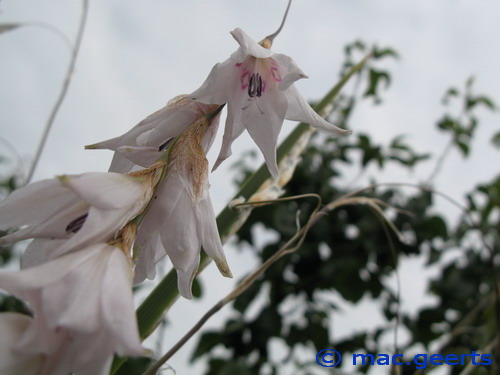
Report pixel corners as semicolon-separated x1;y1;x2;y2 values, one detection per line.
364;69;391;98
456;140;469;156
492;131;500;148
191;331;223;360
373;47;399;59
442;87;459;105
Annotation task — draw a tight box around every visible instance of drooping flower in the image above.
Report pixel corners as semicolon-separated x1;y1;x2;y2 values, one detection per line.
0;171;155;264
86;95;219;173
0;243;144;375
191;27;351;177
133;113;232;299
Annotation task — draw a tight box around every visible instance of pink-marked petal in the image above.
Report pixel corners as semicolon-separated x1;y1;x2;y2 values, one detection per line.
284;85;352;135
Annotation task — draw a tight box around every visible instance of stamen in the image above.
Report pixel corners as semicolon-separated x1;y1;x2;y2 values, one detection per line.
158;138;173;151
248;73;263;98
264;0;292;43
65;213;88;233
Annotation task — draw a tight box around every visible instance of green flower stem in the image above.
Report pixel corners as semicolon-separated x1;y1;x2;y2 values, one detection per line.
110;53;371;375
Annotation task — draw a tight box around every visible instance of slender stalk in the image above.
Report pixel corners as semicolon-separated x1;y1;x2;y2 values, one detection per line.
265;0;292;43
24;0;89;185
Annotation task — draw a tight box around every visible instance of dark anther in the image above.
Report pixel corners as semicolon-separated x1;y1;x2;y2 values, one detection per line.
248;73;263;98
65;213;88;234
159;138;173;151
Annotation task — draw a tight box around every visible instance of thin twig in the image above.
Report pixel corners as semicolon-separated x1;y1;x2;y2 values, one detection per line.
24;0;89;185
426;137;454;184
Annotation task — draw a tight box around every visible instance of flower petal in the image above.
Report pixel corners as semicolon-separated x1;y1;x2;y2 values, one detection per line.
230;28;274;61
50;205;131;258
284;85;352;135
242;89;288;178
195;197;232;278
0;179;74;230
101;247;143;355
59;172;147;210
175;251;200;300
0;201;88;246
158;173;201;299
272;54;309;91
116;146;162;168
0;313;42;375
190;59;239;105
21;238;66;269
133;232;165;284
0;244;142;374
212;106;245;172
88;96;216;173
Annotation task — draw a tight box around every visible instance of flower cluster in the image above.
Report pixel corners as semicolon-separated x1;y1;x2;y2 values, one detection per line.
0;26;350;374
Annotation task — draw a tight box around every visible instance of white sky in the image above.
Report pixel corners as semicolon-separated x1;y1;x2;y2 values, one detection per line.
1;0;499;374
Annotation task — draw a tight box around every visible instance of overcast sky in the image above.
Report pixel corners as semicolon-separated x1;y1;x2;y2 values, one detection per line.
1;0;499;373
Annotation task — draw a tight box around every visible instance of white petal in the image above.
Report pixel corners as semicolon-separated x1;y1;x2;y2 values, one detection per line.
176;252;200;300
59;172;147;210
86;101;182;152
230;28;274;61
156;173;201;299
108;152;137;174
21;239;66;269
284;85;352;135
0;179;75;230
0;246;96;302
201;113;221;153
212;106;245;172
0;244;142;371
190;59;239;105
0;201;88;246
0;313;42;375
50;205;129;257
89;96;215;173
133;232;165;284
272;54;309;91
116;145;162;168
196;197;232;278
243;89;288;178
101;247;143;355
